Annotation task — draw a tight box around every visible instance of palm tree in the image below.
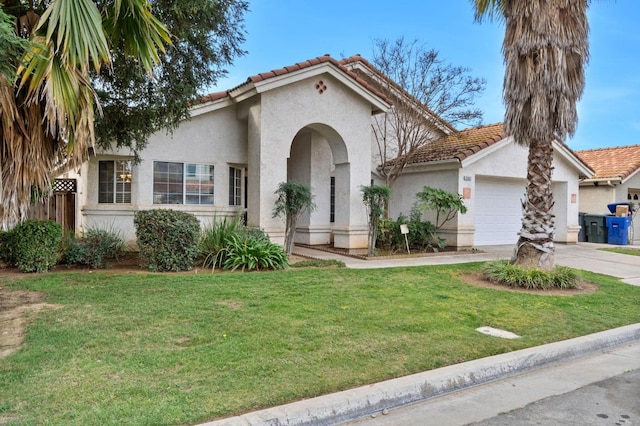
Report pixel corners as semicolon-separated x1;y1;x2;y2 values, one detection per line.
0;0;170;230
473;0;589;269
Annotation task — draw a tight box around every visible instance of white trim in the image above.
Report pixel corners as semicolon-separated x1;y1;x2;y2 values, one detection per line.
400;159;461;173
551;140;594;178
189;96;235;118
460;137;511;168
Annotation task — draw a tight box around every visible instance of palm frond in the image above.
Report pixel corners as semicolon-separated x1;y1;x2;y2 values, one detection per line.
103;0;171;73
38;0;111;72
473;0;506;23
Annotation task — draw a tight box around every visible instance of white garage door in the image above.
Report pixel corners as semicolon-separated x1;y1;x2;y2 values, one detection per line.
475;178;525;246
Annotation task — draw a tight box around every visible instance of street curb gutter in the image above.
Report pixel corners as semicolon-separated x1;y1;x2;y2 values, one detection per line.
202;323;640;426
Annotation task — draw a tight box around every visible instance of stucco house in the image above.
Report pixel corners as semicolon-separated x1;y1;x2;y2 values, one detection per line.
576;145;640;244
385;123;593;246
65;54;593;250
75;55;391;251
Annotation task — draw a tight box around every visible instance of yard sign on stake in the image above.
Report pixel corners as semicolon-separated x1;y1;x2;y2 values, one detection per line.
400;224;410;254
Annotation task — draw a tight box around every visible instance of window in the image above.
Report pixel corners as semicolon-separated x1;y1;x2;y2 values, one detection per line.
153;161;214;205
229;167;242;206
98;160;132;203
330;176;335;223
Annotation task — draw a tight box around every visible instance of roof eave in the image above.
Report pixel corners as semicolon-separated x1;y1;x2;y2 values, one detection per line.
579;177;623;186
189;95;236;117
399;159;462;173
458;136;511;168
552;140;595;179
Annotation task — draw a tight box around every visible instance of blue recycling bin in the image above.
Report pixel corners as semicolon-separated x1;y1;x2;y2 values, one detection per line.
605;215;632;245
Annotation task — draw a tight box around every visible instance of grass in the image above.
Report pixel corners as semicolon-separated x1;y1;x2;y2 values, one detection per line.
289;258;346;268
1;264;640;425
600;247;640;257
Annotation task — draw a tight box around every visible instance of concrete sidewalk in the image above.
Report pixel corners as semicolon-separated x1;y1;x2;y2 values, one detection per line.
202;243;640;425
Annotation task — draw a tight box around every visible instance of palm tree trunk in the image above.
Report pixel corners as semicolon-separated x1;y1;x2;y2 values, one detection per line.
512;138;555;270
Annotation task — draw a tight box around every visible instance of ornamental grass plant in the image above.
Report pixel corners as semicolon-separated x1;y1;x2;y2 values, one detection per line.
482;260;579;290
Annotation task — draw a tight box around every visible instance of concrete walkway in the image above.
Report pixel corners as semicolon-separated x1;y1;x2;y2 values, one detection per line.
293;242;640;286
202;243;640;426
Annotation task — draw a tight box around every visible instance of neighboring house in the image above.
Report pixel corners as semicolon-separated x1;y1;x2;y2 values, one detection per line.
576;145;640;244
386;123;593;247
68;54;592;250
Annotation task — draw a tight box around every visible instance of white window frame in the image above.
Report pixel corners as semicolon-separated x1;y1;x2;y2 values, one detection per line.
98;160;132;204
153;161;214;205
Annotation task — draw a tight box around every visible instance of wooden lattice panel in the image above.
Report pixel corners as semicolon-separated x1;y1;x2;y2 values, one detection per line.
53;179;77;193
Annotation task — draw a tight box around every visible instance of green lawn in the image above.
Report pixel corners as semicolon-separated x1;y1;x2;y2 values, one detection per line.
600;247;640;256
1;264;640;425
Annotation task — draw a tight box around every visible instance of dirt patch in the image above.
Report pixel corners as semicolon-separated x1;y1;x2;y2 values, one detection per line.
458;271;599;296
0;287;61;359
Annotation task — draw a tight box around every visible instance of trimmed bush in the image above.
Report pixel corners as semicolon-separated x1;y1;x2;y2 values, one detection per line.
61;226;125;269
0;229;15;265
134;209;201;272
8;220;62;272
482;260;579;290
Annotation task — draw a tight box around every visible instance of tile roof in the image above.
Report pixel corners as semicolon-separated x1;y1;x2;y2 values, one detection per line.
404;122;507;165
576;145;640;181
196;54;392;106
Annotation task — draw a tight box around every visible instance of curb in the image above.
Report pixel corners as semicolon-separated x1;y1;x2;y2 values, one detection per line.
201;323;640;426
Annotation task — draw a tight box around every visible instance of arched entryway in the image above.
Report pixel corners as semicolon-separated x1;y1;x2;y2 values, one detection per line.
287;123;360;248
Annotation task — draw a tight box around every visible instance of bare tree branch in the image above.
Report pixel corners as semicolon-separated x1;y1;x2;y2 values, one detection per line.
350;38;486;187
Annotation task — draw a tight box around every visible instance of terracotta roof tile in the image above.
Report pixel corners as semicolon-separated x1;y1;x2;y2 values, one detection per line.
402;122;507;165
237;54;392;104
193;54;392;107
576;145;640;180
197;91;228;103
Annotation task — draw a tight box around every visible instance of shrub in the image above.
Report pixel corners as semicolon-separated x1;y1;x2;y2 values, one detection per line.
414;186;467;230
0;229;15;265
482;260;579;290
199;215;245;269
61;226;125;269
8;220;62;272
376;208;441;253
222;234;288;272
134;209;201;272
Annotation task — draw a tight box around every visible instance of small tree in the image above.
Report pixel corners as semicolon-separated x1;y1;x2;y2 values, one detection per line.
369;37;486;188
415;187;467;246
272;181;315;255
361;185;391;256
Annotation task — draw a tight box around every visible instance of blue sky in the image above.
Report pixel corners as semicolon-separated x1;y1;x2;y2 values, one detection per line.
211;1;639;151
